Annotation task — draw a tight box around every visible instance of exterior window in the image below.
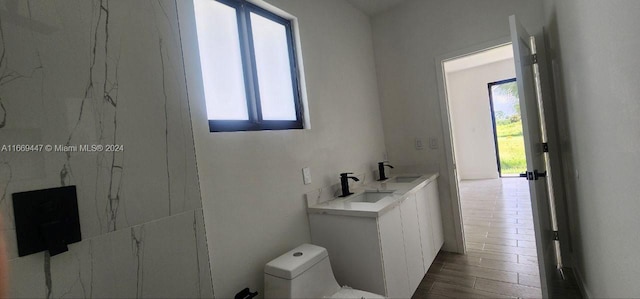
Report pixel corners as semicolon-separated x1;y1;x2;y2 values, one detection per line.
194;0;303;132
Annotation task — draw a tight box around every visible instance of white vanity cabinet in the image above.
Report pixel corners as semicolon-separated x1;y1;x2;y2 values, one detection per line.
398;193;425;292
379;203;411;298
415;186;436;268
426;180;444;252
415;179;443;269
308;205;406;297
308;175;444;298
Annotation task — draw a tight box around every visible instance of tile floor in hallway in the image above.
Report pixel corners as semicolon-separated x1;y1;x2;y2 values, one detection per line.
412;178;543;298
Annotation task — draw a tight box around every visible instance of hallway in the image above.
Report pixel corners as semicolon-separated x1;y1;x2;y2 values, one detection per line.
413;178;542;298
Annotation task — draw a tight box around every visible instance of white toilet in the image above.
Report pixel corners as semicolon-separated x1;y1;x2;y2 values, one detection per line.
264;244;385;299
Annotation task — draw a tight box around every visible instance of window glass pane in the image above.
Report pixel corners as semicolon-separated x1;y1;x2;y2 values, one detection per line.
194;0;249;120
250;12;297;121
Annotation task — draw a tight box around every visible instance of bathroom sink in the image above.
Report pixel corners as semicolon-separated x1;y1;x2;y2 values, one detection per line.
348;190;396;203
387;176;422;183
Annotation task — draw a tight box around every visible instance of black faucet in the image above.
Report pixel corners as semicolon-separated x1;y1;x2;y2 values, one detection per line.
377;161;395;181
339;172;360;197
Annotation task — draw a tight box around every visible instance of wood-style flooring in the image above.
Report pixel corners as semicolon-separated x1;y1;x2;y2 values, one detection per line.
412;178;543;298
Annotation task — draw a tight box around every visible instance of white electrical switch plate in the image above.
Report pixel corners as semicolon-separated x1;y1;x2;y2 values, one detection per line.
415;138;424;150
429;137;438;149
302;167;311;185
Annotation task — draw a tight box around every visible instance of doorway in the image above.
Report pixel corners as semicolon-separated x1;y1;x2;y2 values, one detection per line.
488;78;527;177
435;42;542;295
435;38;516;254
433;18;578;298
426;41;544;298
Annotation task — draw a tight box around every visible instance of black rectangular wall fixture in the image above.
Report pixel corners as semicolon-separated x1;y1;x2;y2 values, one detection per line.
12;186;81;257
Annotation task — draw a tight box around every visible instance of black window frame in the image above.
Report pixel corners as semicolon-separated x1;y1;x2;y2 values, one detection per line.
208;0;304;132
487;77;518;177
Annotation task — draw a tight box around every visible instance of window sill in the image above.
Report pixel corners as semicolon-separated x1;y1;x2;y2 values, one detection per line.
208;120;304;132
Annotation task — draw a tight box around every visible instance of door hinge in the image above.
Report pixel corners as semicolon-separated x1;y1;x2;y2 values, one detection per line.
531;54;538;64
553;231;559;241
542;142;549;153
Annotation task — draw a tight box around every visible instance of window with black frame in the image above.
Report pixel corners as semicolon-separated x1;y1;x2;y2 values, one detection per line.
194;0;303;132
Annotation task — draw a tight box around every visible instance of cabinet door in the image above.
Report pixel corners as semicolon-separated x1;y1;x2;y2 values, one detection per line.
378;205;410;298
399;194;425;293
415;187;435;270
427;181;444;251
309;214;386;295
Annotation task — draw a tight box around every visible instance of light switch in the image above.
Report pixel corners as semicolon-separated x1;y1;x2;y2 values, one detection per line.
429;137;438;149
415;138;424;150
302;167;311;185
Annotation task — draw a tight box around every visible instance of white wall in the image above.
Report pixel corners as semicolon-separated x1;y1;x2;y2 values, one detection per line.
446;59;516;180
371;0;544;252
542;1;640;297
179;0;387;296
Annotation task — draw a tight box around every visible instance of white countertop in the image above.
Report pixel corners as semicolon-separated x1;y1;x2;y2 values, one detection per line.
307;173;439;218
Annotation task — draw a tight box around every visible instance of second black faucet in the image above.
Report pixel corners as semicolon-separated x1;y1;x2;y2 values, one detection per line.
378;161;394;181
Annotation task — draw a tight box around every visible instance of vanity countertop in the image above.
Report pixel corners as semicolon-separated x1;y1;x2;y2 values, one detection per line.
307;173;439;218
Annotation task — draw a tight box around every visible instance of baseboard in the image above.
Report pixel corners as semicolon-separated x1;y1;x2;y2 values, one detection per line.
571;266;590;299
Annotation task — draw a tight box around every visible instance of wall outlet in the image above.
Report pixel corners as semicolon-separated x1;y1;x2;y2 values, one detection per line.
415;138;424;150
429;137;438;149
302;167;311;185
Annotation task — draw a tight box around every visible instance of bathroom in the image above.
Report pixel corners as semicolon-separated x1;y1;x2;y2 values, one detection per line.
2;0;638;298
0;0;543;297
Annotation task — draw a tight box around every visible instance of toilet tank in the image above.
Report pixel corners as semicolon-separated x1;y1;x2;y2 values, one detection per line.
264;244;341;299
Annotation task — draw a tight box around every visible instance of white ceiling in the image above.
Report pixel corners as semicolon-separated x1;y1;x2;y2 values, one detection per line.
444;44;514;73
345;0;408;16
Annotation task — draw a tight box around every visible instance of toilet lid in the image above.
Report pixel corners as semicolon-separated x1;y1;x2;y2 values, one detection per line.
328;287;385;299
